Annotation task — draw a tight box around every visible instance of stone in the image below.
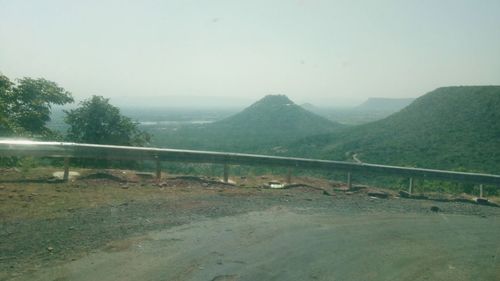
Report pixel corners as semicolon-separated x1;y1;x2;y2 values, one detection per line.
476;198;489;205
430;206;440;212
399;190;411;198
52;171;80;180
367;191;389;199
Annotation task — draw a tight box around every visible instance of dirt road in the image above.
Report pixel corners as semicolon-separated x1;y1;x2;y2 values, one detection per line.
23;207;500;281
1;171;499;281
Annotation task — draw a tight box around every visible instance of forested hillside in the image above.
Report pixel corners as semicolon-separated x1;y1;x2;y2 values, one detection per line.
289;86;500;173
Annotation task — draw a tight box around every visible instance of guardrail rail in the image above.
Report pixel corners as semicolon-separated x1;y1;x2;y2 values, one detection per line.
1;140;499;196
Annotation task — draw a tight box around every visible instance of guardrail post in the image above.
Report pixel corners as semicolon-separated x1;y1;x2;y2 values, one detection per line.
63;157;70;182
347;172;352;189
479;184;484;198
408;177;414;195
223;163;229;183
286;168;292;184
155;157;161;181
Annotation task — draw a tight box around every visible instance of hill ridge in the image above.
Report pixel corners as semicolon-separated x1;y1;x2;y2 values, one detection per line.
289;86;500;173
150;94;342;153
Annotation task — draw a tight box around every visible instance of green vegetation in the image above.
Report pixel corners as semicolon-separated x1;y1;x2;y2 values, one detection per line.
146;95;342;153
1;72;498;194
65;95;150;146
0;73;73;138
289;86;500;174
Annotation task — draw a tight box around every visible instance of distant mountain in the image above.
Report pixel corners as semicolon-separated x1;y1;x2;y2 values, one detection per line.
290;86;500;173
150;95;342;153
299;98;415;125
216;95;337;133
354;97;414;112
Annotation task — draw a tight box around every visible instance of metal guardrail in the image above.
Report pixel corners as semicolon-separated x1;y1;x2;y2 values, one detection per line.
1;140;499;192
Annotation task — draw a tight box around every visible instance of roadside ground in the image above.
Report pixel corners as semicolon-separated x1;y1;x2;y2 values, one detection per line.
1;168;499;280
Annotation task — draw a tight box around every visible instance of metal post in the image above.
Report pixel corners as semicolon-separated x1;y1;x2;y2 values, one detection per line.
479;184;484;198
408;177;413;195
63;157;70;182
155;157;161;181
347;172;352;189
286;168;292;184
223;163;229;183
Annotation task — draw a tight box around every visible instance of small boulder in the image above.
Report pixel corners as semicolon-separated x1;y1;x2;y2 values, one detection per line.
399;190;411;198
476;198;489;205
430;206;440;212
367;191;389;199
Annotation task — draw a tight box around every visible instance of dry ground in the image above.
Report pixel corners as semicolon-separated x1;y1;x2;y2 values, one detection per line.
1;168;499;281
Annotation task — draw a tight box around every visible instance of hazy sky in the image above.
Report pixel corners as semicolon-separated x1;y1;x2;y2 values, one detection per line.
1;0;499;107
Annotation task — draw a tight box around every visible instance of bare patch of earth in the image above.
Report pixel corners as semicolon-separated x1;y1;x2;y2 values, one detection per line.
0;169;499;280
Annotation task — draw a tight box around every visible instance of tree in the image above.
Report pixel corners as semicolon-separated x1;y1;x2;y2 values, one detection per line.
0;74;13;135
64;95;150;146
0;74;74;137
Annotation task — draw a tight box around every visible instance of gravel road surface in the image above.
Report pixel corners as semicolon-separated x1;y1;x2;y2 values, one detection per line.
1;177;499;281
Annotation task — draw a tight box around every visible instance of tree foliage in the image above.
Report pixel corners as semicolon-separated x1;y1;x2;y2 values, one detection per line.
0;73;14;135
0;73;73;137
64;95;150;146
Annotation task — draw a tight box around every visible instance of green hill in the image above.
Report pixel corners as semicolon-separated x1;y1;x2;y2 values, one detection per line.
289;86;500;173
150;95;342;153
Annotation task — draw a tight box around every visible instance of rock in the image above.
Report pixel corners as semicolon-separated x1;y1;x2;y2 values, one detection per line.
268;181;284;189
351;184;368;191
399;190;411;198
47;246;54;252
81;172;125;182
430;206;440;212
334;186;350;192
367;191;389;199
476;198;489;205
202;183;209;187
52;171;80;180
